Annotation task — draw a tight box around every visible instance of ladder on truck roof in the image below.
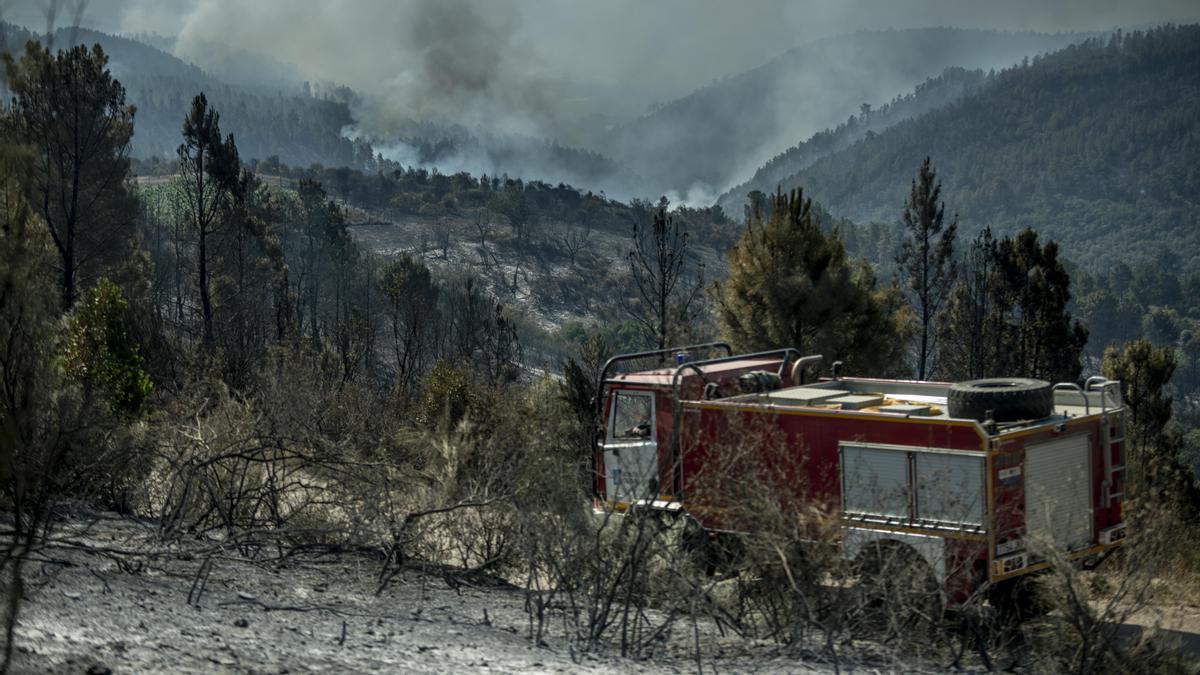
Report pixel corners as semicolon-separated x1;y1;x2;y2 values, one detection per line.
1086;377;1126;507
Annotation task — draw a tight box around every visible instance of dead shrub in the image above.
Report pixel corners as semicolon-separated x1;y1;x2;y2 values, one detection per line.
516;497;718;659
1019;495;1196;674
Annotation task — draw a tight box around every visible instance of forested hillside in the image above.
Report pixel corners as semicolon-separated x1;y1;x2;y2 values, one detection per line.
716;66;991;217
755;25;1200;267
0;22;372;168
605;28;1084;200
222;159;731;341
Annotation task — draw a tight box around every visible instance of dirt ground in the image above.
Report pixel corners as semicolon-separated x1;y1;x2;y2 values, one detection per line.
1115;601;1200;660
8;513;1199;673
6;514;841;674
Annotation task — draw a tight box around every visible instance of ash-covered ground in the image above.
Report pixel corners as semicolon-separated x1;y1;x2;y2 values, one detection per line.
7;513;840;674
9;512;1198;673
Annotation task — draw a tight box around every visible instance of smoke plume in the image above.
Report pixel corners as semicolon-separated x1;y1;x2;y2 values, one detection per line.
19;0;1197;200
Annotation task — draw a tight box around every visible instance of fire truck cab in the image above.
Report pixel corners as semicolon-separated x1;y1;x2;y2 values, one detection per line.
593;344;1128;605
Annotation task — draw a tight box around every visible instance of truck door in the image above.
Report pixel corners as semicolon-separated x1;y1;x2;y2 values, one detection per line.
1024;434;1093;551
603;390;658;504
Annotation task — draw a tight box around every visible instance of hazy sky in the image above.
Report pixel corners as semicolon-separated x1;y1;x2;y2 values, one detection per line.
10;0;1200;103
4;0;1196;199
6;0;1199;159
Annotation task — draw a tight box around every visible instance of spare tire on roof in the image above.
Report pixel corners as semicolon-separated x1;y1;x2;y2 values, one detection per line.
738;370;782;394
948;378;1053;422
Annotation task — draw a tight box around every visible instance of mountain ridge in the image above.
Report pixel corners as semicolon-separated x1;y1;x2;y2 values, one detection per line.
0;21;639;194
749;25;1200;267
601;27;1090;201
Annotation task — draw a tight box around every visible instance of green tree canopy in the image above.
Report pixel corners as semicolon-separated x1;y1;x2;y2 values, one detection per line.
712;187;913;375
61;278;152;417
937;227;1087;382
1103;339;1200;517
5;41;137;311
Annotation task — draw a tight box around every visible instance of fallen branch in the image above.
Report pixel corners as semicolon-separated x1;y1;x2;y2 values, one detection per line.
218;597;348;616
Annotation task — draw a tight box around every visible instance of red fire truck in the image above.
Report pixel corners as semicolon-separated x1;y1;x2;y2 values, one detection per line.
593;344;1128;605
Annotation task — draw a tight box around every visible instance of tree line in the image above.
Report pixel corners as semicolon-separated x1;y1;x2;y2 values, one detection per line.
0;21;375;170
758;25;1200;269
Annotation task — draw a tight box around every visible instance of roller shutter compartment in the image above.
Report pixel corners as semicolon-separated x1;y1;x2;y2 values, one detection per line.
1024;434;1093;551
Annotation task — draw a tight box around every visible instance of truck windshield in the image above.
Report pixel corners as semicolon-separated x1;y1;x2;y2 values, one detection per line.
612;392;653;440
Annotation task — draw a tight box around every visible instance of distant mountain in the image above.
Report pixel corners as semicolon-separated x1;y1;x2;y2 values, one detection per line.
1;22;372;168
717;66;992;217
1;23;636;192
603;28;1089;202
752;25;1200;267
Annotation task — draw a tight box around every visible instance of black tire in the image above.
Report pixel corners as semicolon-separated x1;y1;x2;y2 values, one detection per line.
680;518;744;575
738;370;782;394
851;540;943;636
948;378;1053;422
988;575;1051;625
680;517;716;574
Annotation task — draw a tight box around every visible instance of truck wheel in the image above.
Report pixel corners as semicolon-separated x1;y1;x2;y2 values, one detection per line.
988;575;1051;624
948;378;1053;422
680;519;744;575
852;541;943;635
680;517;716;574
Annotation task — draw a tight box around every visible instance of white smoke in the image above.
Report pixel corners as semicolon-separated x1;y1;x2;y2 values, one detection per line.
44;0;1199;200
663;183;722;210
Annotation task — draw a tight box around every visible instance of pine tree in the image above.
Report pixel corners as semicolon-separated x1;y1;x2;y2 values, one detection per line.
937;227;1087;382
1103;339;1175;459
382;253;438;397
1000;229;1088;382
712;188;912;375
7;42;137;311
1102;339;1200;516
626;197;704;351
897;157;957;379
211;168;284;385
177;93;240;345
935;228;997;379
